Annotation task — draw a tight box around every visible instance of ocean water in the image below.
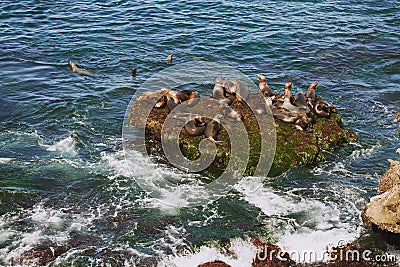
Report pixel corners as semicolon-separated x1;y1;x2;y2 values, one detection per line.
0;0;399;266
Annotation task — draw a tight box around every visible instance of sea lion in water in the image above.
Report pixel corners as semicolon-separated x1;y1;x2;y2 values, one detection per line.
69;61;99;77
166;54;173;63
258;74;274;97
397;111;400;122
184;115;206;136
130;67;137;76
204;114;224;144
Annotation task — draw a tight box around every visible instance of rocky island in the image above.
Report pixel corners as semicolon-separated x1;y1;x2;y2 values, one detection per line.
128;76;357;177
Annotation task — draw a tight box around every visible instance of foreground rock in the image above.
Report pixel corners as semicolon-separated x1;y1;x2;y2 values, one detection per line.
362;158;400;241
129;91;356;177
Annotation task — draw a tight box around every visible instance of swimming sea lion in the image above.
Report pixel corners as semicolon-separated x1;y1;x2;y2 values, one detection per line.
130;67;137;76
204;114;224;144
70;61;100;77
184;115;206;136
166;54;173;63
258;74;274;97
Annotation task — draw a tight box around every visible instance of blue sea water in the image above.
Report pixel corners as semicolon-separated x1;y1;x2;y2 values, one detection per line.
0;0;399;266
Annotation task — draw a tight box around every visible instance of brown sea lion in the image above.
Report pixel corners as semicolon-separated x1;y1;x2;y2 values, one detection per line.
396;111;400;122
306;82;319;101
257;74;274;97
130;67;137;76
226;78;249;102
212;76;230;104
266;97;299;124
204;114;224;144
166;54;173;63
69;61;99;77
184;115;206;136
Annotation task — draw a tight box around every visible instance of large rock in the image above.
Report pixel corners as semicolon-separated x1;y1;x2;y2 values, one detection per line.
362;185;400;234
128;93;356;177
379;159;400;194
362;157;400;242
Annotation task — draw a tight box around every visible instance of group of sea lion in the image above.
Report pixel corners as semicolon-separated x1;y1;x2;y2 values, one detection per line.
138;74;337;143
137;87;225;143
257;75;337;132
70;55;337;138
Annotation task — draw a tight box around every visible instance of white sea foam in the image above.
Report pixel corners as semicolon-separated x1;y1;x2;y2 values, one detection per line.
158;238;256;267
46;136;77;155
0;158;14;164
234;177;298;216
235;176;361;263
350;143;381;160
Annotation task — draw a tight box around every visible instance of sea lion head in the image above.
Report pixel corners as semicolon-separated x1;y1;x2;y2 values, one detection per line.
69;61;77;72
284;82;293;90
309;82;319;89
257;74;266;82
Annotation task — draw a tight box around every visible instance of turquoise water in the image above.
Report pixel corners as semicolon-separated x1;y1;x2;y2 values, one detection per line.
0;0;399;265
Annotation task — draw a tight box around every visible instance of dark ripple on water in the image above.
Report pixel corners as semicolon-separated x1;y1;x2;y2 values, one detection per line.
0;0;399;265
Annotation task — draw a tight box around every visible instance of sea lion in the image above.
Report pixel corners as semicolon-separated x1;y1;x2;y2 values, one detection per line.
282;82;308;115
173;90;198;103
184;115;206;136
258;74;274;97
204;114;224;144
227;78;249;102
212;76;230;104
306;82;319;102
137;88;169;102
397;111;400;122
130;67;137;76
164;91;180;110
266;97;299;124
266;97;312;131
69;61;99;77
155;95;167;108
166;54;173;63
221;105;242;121
283;82;295;102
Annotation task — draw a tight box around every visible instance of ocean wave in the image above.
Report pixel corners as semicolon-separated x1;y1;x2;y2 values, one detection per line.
45;135;77;155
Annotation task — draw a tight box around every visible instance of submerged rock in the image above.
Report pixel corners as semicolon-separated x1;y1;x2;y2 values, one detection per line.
128;90;356;177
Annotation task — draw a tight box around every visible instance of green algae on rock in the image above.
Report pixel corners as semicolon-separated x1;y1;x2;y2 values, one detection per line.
128;93;356;177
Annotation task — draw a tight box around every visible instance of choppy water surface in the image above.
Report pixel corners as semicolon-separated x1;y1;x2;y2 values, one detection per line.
0;0;399;266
